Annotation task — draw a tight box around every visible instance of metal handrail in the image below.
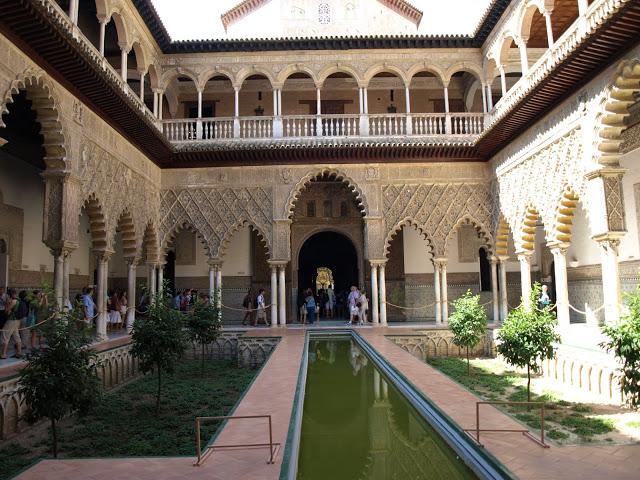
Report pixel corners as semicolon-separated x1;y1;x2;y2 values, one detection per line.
194;414;279;466
465;401;550;448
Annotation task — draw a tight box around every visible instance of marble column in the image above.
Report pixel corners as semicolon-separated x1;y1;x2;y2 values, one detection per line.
216;264;223;311
550;244;570;328
119;46;129;82
498;256;509;322
518;40;529;74
433;260;442;324
486;85;494;110
544;12;554;47
499;65;507;98
125;259;137;332
270;263;278;327
370;263;379;325
208;262;215;305
69;0;79;24
62;248;72;308
157;264;164;294
139;71;146;100
278;265;286;326
440;260;449;323
598;237;622;325
96;252;111;341
148;264;157;297
52;250;64;309
379;263;387;326
490;256;499;323
98;18;106;56
517;252;533;310
481;83;487;113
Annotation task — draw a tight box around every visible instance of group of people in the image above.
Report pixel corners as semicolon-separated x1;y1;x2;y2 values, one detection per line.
0;286;49;359
241;288;268;326
173;289;208;312
77;286;132;330
300;285;369;325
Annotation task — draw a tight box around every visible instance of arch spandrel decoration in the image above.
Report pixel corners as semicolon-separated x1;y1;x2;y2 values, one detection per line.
495;128;590;248
381;183;495;257
159;187;273;260
79;141;159;254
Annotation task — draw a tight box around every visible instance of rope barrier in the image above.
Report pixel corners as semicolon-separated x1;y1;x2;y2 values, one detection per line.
384;301;436;310
567;303;606;315
221;303;272;312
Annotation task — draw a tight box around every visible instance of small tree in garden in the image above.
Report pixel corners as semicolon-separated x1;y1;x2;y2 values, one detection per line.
188;295;222;376
131;283;187;415
19;316;101;458
601;284;640;409
497;283;560;403
448;291;488;375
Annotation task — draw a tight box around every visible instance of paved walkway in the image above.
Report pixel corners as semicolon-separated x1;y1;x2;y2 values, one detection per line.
359;329;640;480
12;325;640;479
16;329;306;480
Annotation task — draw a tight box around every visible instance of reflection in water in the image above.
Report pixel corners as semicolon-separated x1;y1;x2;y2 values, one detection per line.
298;339;477;480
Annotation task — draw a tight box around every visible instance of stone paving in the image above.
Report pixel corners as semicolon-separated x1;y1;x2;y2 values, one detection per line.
12;325;640;480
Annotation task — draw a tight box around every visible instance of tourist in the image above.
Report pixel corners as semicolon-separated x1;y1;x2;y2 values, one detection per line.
0;286;8;332
325;287;335;319
120;291;128;326
359;290;369;324
255;288;267;326
28;290;48;349
539;285;551;309
108;290;123;330
241;288;254;325
305;288;317;324
1;289;23;359
82;287;96;326
173;290;182;309
347;286;361;325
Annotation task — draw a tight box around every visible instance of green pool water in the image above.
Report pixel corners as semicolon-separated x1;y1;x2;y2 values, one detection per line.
297;337;477;480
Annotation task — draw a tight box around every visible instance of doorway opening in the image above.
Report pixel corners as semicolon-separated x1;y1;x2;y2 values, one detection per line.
298;231;358;319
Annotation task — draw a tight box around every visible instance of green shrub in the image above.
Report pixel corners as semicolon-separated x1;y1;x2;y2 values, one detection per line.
448;291;488;375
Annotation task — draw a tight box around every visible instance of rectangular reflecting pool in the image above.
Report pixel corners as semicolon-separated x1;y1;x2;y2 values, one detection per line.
296;336;478;480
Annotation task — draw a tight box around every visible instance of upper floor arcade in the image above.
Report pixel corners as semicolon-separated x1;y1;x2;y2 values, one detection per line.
1;0;638;163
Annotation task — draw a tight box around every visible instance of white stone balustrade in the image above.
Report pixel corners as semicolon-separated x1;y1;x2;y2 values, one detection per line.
161;112;487;142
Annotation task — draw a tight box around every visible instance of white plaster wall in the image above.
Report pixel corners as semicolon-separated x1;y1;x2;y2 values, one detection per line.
619;146;640;262
0;152;50;271
566;201;603;266
173;226;252;277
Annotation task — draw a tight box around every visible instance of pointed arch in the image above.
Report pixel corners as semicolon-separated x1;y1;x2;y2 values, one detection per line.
595;59;640;165
113;209;137;259
552;187;581;244
82;195;108;252
444;215;494;256
161;221;211;259
218;220;271;260
520;205;541;252
1;69;69;171
384;218;434;259
494;215;513;257
284;169;367;219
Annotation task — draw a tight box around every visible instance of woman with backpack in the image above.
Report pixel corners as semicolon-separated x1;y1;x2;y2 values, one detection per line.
1;289;25;359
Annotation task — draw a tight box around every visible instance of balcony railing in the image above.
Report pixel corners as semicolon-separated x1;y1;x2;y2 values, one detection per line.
161;112;485;143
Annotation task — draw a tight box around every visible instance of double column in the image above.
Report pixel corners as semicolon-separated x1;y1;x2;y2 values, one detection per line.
517;251;533;309
268;261;287;327
52;245;76;310
208;260;223;311
432;258;448;324
549;244;570;328
369;260;387;326
125;258;138;332
95;250;113;341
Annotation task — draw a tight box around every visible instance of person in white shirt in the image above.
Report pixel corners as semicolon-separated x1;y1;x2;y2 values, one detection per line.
255;289;268;326
347;286;361;325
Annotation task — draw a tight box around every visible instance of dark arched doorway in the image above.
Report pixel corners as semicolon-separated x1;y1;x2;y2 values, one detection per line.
298;231;358;319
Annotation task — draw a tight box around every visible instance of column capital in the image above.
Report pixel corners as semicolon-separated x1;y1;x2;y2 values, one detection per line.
432;257;448;266
207;258;223;268
516;250;533;260
489;255;498;265
593;233;623;249
547;242;571;254
585;166;627;180
94;249;114;262
118;42;131;53
126;256;140;267
497;255;510;263
369;259;387;267
267;260;288;267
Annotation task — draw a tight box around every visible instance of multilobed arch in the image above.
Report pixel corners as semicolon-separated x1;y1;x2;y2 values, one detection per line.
113;209;137;259
218;220;272;260
161;221;212;259
1;70;69;171
553;187;580;244
284;169;368;219
596;59;640;165
494;216;512;257
443;215;494;256
383;218;435;259
82;195;108;252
